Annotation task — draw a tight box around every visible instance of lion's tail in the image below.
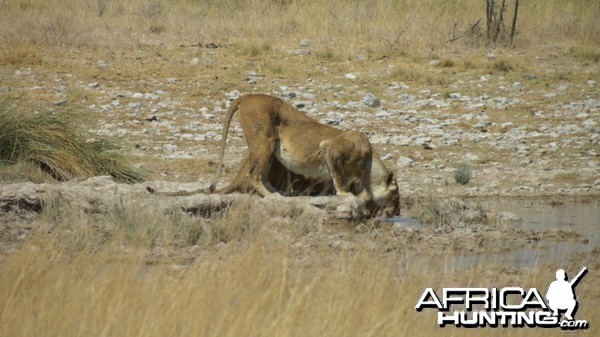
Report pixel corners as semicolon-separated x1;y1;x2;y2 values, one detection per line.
210;96;242;192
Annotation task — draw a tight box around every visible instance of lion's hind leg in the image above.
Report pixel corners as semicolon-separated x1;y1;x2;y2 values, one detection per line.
244;135;280;197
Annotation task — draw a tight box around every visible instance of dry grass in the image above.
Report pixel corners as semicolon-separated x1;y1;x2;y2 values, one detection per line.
1;191;599;336
0;0;598;51
0;240;408;337
1;225;598;336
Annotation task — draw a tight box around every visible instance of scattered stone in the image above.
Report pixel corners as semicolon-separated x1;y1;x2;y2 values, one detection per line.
320;118;342;125
362;94;380;107
293;101;310;109
299;39;310;47
448;93;462;99
15;68;33;75
522;73;536;80
345;73;357;80
542;93;557;99
97;60;110;69
301;93;317;100
127;102;141;109
512;82;524;91
53;99;67;106
557;84;571;91
414;137;432;146
290;49;310;56
227;90;240;99
191;57;200;66
465;153;480;162
397;156;414;168
245;71;258;78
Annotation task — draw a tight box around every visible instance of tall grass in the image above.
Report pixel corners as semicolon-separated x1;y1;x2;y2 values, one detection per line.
1;228;598;336
1;192;598;336
0;96;144;183
0;0;598;50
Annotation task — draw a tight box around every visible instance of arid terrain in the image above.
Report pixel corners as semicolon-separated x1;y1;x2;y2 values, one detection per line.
0;0;599;336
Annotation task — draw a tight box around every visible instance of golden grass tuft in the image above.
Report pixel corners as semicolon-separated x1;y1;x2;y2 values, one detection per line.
0;46;43;67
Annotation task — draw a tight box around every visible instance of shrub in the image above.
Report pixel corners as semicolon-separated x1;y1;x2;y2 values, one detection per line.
454;163;472;185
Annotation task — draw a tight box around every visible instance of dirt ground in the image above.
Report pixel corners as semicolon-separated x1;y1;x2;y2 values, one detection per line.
1;39;599;264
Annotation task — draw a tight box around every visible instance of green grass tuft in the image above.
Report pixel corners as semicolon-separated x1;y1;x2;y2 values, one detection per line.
0;95;144;183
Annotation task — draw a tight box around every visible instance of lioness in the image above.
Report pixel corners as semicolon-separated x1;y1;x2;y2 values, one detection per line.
146;154;323;196
212;94;400;217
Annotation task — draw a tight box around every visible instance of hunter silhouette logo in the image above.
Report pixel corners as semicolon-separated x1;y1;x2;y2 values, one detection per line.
546;267;587;321
415;267;589;329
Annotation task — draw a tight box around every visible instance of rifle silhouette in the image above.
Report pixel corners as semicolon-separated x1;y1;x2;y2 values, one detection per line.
570;267;587;288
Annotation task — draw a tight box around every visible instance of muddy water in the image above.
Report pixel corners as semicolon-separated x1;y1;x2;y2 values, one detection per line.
471;198;599;269
396;198;599;270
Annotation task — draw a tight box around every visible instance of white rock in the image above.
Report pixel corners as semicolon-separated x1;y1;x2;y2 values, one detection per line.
227;90;240;99
362;94;381;107
414;137;432;146
512;82;524;91
345;73;357;80
397;156;414;168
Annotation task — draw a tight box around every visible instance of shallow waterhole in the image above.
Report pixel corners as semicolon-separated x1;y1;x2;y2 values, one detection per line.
388;198;599;270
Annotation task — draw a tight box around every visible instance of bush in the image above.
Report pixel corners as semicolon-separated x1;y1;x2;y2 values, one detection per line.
454;163;472;185
0;96;144;183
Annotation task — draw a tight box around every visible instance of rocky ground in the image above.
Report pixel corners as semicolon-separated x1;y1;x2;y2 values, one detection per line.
0;42;598;266
3;43;598;198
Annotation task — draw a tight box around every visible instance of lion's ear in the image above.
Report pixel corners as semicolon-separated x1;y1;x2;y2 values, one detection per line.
386;171;397;187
